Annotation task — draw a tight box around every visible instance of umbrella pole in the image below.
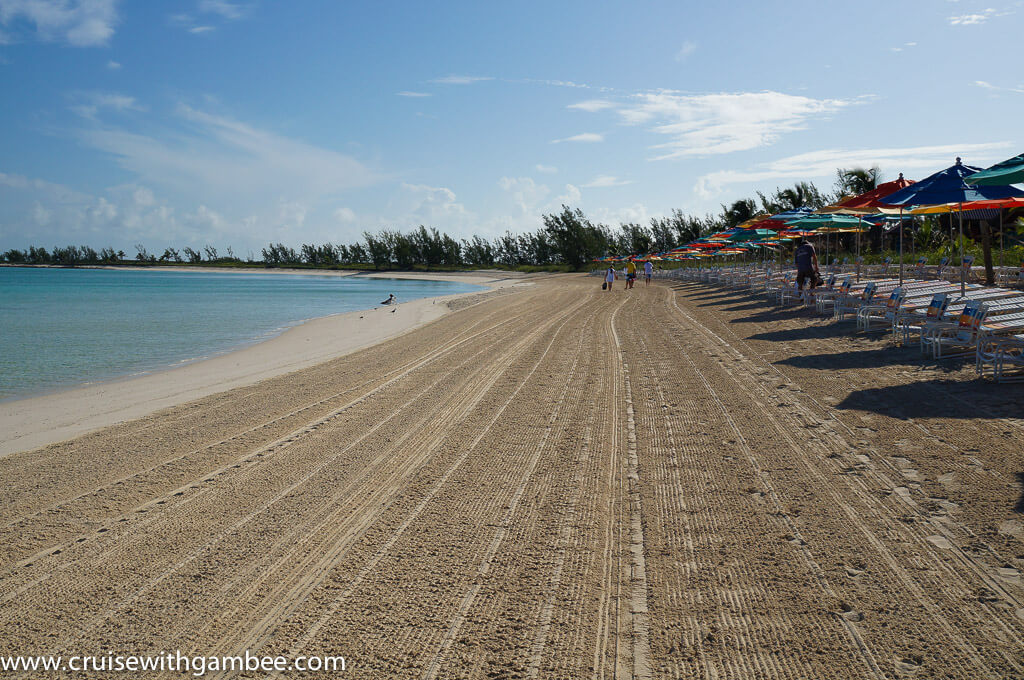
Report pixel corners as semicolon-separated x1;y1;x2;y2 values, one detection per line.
959;202;965;297
999;209;1004;275
913;216;921;261
899;208;904;285
856;216;862;283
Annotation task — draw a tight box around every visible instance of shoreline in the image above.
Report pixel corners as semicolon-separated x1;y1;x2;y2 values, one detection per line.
0;271;532;457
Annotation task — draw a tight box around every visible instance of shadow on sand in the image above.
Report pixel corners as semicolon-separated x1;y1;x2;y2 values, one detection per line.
774;345;945;371
729;308;827;326
835;379;1024;420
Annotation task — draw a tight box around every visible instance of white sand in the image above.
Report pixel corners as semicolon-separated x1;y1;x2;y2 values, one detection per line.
0;271;529;457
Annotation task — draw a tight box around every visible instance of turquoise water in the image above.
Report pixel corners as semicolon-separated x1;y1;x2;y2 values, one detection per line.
0;267;483;401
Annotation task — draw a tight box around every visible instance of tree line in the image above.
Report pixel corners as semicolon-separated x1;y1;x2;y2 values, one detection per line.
8;167;996;271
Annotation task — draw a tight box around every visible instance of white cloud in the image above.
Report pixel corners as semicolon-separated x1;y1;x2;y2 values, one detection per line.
132;186;154;206
605;90;857;158
948;8;1000;24
76;103;380;216
366;182;480;236
333;207;355;223
557;183;581;205
32;201;51;225
397;91;431;97
498;176;551;216
552;132;604;144
107;59;120;69
0;173;189;248
198;0;246;20
70;91;143;119
592;203;651;226
568;99;616;112
511;78;593;90
974;79;1024;93
187;204;224;231
675;40;697;61
694;142;1012;197
276;200;306;229
429;75;493;85
0;0;119;46
582;175;633;188
171;2;246;34
535;164;557;174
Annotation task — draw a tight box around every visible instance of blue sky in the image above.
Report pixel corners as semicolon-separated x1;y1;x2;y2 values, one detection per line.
1;0;1021;255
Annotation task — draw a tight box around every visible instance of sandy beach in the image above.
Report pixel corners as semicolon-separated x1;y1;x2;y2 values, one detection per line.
0;270;526;457
2;274;1024;678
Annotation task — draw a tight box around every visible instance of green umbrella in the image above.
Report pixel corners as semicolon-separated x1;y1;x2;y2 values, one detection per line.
783;214;866;229
965;152;1024;186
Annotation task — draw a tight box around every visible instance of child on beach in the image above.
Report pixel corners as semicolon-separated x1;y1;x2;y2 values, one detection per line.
605;266;616;291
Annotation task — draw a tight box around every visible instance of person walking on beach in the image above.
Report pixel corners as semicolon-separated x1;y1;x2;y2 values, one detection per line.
605;266;616;291
794;238;820;291
625;259;637;289
644;260;653;287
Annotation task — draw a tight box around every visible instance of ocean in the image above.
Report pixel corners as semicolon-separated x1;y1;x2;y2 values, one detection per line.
0;267;483;401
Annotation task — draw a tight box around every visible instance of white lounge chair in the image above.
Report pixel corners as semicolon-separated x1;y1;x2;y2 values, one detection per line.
856;287;906;332
922;302;990;359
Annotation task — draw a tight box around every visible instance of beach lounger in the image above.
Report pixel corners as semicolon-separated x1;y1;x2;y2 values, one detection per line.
894;293;951;346
922;302;990;359
856;287;905;332
977;334;1024;382
803;273;836;309
834;281;877;321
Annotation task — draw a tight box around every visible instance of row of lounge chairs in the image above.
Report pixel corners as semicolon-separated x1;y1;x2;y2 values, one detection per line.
672;263;1024;383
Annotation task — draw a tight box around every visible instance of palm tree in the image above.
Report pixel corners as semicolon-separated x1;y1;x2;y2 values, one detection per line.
835;166;880;199
722;198;758;227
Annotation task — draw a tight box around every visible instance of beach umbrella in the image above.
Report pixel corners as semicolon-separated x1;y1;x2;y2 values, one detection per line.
965;152;1024;187
822;175;916;281
881;158;1024;293
783;214;867;259
823;174;915;214
909;197;1024;274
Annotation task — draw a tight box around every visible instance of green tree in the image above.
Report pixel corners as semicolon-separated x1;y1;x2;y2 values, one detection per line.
542;205;601;269
835;166;881;199
363;232;391;269
721;199;758;228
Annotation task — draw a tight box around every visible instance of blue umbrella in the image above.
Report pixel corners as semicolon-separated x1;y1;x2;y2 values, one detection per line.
880;158;1024;206
771;206;815;221
880;158;1024;291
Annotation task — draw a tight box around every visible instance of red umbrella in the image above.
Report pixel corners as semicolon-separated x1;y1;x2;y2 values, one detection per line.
825;173;916;214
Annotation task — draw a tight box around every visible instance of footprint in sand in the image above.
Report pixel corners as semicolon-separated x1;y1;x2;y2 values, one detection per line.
999;519;1024;539
892;486;914;501
997;567;1021;586
895;654;923;674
